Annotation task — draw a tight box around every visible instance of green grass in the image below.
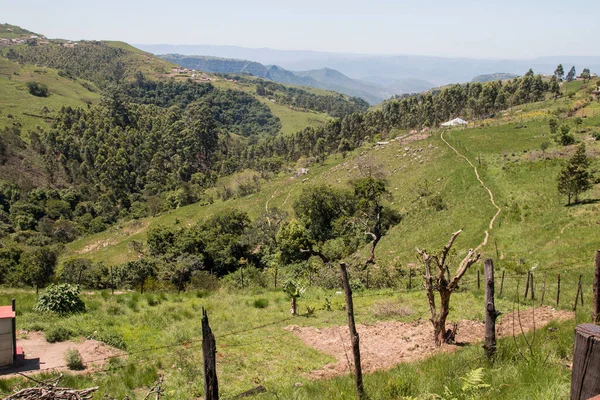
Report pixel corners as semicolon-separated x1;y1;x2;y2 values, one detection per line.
0;278;588;399
0;57;102;133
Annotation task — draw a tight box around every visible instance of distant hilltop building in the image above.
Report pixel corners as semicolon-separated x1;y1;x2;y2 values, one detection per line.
441;118;468;127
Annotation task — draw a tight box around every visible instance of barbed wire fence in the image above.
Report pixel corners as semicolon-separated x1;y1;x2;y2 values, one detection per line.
3;259;597;399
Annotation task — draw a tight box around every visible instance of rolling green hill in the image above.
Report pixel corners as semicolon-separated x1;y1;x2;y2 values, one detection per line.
65;80;600;283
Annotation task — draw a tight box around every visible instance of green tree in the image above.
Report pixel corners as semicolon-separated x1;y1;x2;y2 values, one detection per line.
581;68;591;82
282;279;305;315
337;138;352;158
549;75;561;99
293;185;353;244
27;81;49;97
352;177;401;267
554;64;565;81
566;66;577;82
120;258;157;293
557;144;593;205
17;246;58;293
555;124;575;146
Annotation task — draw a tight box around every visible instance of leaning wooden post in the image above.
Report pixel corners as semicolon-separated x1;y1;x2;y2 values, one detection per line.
540;272;547;306
594;250;600;324
408;266;412;290
523;271;531;300
202;308;219;400
570;324;600;399
530;272;535;301
557;274;561;307
574;275;583;311
339;262;365;400
483;259;500;360
499;270;505;297
477;269;481;290
579;277;584;307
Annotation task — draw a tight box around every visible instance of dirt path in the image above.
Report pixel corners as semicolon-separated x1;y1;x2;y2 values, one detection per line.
440;130;502;251
0;332;122;377
286;306;572;379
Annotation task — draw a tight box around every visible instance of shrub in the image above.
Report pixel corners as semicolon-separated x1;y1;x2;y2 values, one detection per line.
64;348;84;370
34;284;86;315
350;279;365;292
45;326;73;343
253;298;269;309
27;81;49;97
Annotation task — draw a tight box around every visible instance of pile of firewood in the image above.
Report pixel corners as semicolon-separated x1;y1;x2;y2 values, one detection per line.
2;374;98;400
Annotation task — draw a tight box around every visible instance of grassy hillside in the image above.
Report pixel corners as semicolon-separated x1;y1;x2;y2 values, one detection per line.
0;57;101;133
0;23;39;39
212;78;330;135
65;82;600;288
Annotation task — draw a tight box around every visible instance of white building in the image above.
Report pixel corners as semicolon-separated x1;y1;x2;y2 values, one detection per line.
441;118;468;127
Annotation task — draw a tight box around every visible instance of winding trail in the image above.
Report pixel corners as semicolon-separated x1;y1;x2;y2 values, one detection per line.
440;130;502;251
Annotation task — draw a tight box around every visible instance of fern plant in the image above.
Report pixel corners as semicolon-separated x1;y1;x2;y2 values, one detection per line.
440;368;490;400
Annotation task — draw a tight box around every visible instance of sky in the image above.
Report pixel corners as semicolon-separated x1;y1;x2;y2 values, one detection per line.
2;0;599;59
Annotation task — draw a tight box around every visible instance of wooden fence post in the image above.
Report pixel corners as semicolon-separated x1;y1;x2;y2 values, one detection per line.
557;274;561;307
408;266;412;290
483;259;500;360
202;307;219;400
579;277;584;307
477;270;481;290
540;272;547;307
524;271;531;299
110;265;114;295
574;275;583;311
500;270;505;297
570;324;600;399
530;272;535;301
340;262;365;400
594;250;600;324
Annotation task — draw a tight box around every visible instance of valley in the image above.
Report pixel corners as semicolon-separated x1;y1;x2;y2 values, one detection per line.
0;19;599;400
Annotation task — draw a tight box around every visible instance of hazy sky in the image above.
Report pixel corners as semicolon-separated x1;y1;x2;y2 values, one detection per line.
2;0;598;59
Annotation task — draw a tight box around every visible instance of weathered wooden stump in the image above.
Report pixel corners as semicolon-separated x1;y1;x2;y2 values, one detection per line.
571;324;600;400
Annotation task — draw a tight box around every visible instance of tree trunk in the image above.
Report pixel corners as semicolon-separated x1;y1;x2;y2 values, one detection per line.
435;289;452;346
291;297;297;316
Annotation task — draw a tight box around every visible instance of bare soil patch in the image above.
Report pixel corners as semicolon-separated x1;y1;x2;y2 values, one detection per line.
0;332;122;377
285;306;572;378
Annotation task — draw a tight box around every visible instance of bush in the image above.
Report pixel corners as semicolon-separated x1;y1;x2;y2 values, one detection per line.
27;81;49;97
253;298;269;309
65;348;84;370
34;284;86;315
45;326;73;343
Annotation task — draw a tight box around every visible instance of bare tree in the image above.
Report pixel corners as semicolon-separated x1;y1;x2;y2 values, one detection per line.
417;229;481;346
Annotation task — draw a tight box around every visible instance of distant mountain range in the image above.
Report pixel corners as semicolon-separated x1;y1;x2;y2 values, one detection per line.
139;43;600;90
160;54;434;104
